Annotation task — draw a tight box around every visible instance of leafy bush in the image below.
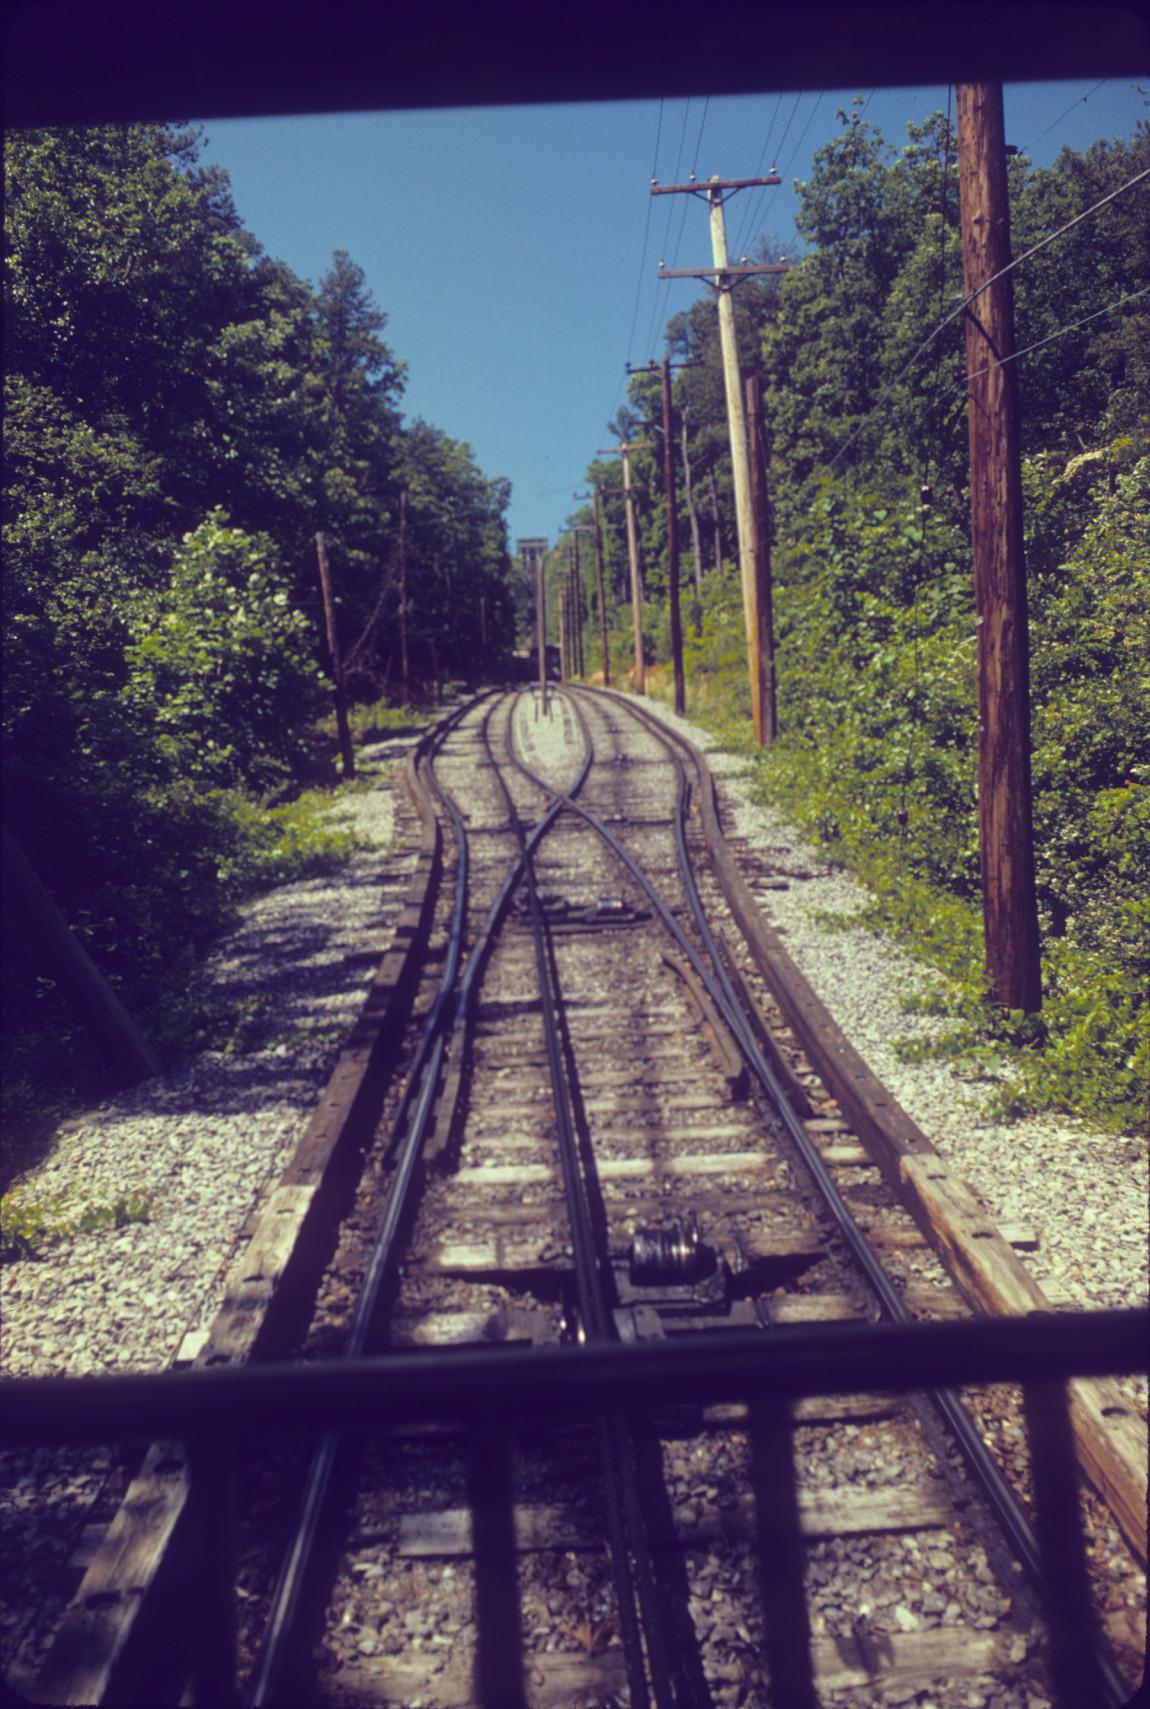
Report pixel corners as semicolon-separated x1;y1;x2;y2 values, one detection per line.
1;1185;153;1262
664;456;1148;1134
125;511;327;791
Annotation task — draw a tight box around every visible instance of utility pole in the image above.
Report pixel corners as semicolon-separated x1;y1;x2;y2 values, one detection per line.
558;582;569;682
571;528;585;677
565;540;579;679
517;537;550;713
315;531;355;778
652;173;787;745
662;356;685;714
680;406;704;598
597;441;651;694
592;489;610;685
745;374;777;743
398;490;410;706
957;82;1042;1014
576;491;612;685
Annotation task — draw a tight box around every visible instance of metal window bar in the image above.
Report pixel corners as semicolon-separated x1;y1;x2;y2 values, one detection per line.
6;1307;1145;1709
748;1398;819;1709
466;1427;528;1709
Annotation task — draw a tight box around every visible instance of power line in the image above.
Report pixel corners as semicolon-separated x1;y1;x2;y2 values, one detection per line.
827;160;1150;470
651;95;664;180
641;97;693;364
1015;79;1108;157
751;93;784;179
690;95;710;177
772;93;804;172
734;91;799;252
617;99;670;420
624;181;657;369
961;283;1150;384
780;91;823;181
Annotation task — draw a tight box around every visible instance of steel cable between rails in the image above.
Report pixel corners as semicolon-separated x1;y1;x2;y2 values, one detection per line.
496;691;686;1709
540;687;1130;1709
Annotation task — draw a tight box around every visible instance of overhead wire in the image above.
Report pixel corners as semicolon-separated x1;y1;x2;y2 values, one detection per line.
780;94;823;183
1015;78;1109;157
614;98;670;426
827;160;1150;470
734;90;808;257
690;95;710;176
640;96;693;366
960;282;1150;385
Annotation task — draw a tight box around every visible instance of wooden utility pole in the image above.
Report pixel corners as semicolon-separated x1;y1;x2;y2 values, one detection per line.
538;557;549;706
652;174;787;745
558;583;569;682
621;445;645;693
661;355;686;715
957;81;1042;1013
565;542;578;679
592;489;611;685
680;406;704;598
571;529;585;677
745;374;777;743
315;531;355;778
398;490;410;705
597;442;650;693
518;537;549;713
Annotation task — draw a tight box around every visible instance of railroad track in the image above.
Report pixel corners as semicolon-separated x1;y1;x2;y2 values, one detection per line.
10;687;1146;1709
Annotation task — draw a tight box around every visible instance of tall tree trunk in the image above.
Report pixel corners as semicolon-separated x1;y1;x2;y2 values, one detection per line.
680;406;704;598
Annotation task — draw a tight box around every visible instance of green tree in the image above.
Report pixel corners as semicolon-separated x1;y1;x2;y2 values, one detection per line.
124;512;327;790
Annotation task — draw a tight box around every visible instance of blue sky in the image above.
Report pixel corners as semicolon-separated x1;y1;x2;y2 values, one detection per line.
195;80;1147;549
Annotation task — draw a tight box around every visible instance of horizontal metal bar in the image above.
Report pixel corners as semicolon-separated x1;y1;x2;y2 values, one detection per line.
1;1309;1144;1446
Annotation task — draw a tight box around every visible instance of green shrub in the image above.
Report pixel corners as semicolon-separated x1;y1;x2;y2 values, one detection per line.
124;511;328;791
1;1185;153;1262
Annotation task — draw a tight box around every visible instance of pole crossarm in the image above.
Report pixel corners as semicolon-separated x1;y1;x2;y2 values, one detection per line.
651;174;781;199
625;359;702;372
596;443;653;454
658;264;789;280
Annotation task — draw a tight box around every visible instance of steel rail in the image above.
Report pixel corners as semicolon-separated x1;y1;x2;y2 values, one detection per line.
522;687;1129;1709
252;692;596;1707
427;692;596;1159
493;692;673;1709
246;693;484;1708
598;690;1135;1702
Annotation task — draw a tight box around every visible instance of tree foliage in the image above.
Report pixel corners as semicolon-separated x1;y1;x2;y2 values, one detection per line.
2;121;516;1121
582;102;1149;1129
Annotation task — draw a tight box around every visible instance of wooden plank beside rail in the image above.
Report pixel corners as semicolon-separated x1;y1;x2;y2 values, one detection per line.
31;742;444;1707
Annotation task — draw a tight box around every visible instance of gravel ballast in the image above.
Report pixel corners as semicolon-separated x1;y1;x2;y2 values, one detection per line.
1;737;418;1385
